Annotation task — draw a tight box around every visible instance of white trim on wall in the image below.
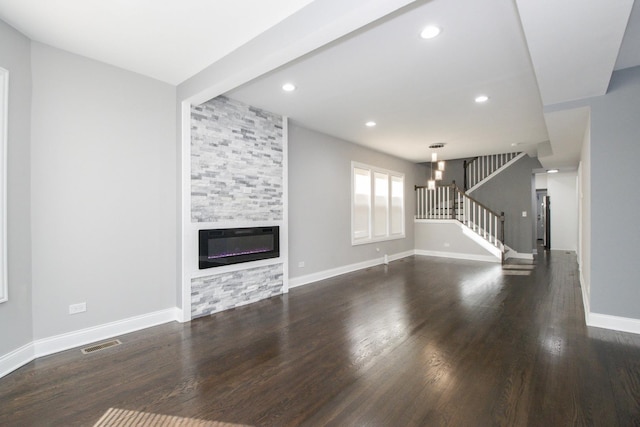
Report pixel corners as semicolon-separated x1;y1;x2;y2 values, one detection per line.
580;269;590;323
289;250;414;289
180;100;192;322
504;245;534;261
588;313;640;335
415;249;500;263
0;67;7;303
0;308;181;379
0;342;33;379
282;117;290;293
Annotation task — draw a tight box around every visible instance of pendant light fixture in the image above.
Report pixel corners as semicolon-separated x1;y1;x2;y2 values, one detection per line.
427;152;437;190
427;143;446;190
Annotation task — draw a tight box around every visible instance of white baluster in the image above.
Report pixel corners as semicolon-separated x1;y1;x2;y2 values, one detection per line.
484;209;487;239
490;213;494;244
445;186;449;218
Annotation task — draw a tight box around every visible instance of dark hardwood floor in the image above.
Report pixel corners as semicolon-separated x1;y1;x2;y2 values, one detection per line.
2;249;640;426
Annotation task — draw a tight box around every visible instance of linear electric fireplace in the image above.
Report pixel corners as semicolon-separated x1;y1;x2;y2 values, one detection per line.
199;226;280;269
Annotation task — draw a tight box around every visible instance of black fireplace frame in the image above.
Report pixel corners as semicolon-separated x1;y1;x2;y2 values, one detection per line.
198;226;280;269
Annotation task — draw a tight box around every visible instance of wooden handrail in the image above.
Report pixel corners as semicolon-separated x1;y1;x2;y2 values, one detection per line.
451;182;503;220
462;157;478;191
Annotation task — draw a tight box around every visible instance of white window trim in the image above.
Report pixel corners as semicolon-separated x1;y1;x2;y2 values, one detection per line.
351;161;405;246
0;68;7;303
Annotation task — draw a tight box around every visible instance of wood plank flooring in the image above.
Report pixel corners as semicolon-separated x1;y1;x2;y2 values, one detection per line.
1;249;639;426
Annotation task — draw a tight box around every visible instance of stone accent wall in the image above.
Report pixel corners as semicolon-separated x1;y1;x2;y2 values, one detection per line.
189;95;285;319
191;96;283;223
191;264;284;318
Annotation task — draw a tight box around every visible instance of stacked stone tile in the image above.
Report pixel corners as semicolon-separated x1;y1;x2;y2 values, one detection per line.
190;95;285;319
191;95;283;222
191;264;284;318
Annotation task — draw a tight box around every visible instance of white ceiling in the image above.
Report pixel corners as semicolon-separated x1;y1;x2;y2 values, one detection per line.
0;0;638;168
516;0;634;106
228;0;549;163
616;0;640;70
0;0;315;85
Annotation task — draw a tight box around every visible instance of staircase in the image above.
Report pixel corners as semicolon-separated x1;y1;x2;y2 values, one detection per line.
416;151;532;263
415;182;505;261
464;152;524;191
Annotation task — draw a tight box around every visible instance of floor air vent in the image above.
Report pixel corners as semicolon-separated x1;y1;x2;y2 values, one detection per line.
81;339;122;354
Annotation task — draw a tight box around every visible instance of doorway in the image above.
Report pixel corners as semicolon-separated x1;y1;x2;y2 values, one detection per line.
536;190;551;249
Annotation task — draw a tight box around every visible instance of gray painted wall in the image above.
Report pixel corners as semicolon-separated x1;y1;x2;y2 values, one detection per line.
0;20;33;356
288;122;426;279
30;43;177;339
421;158;468;188
468;155;541;254
589;65;640;319
415;222;498;259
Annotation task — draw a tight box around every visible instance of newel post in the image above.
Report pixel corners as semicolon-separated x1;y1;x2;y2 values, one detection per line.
451;180;456;219
500;211;505;243
463;161;468;191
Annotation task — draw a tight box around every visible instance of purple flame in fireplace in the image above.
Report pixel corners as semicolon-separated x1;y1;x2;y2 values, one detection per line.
208;247;270;260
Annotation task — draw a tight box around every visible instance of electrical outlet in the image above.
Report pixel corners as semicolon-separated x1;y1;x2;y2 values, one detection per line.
69;302;86;315
298;261;305;268
444;242;450;247
522;211;527;217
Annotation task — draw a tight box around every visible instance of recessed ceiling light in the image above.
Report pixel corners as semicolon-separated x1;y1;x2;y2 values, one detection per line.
475;95;489;103
365;121;377;127
282;83;296;92
547;169;559;174
420;26;441;39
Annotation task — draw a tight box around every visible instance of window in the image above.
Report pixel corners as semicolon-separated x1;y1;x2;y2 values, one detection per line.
351;162;405;245
391;175;404;235
352;167;371;241
373;172;389;237
0;68;7;303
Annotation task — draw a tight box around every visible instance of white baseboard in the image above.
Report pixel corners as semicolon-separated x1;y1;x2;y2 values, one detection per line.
0;342;35;379
388;250;415;262
579;269;590;323
505;252;534;260
414;249;500;263
289;250;415;289
504;245;534;260
0;307;181;379
588;312;640;335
